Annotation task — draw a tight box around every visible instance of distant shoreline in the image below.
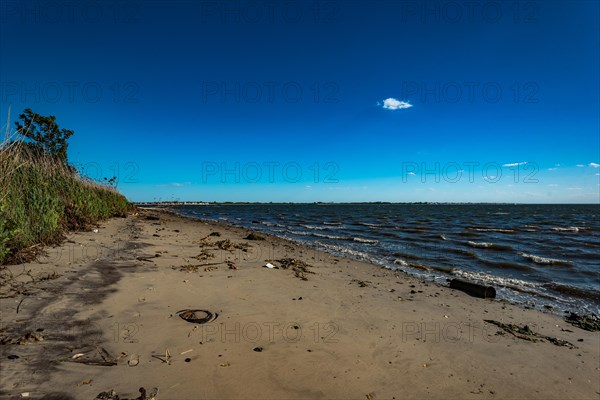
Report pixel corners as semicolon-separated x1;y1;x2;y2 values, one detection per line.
134;201;599;206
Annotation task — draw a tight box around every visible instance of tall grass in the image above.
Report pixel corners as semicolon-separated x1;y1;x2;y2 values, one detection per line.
0;133;133;265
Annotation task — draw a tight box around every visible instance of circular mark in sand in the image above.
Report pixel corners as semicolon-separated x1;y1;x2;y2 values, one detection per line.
176;309;218;324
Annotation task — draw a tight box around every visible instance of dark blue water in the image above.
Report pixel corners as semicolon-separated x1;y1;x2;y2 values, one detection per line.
169;204;600;315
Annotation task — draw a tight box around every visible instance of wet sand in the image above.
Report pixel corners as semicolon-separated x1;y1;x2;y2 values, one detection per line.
1;209;598;399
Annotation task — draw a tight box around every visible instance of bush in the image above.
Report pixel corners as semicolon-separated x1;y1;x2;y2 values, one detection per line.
0;140;133;264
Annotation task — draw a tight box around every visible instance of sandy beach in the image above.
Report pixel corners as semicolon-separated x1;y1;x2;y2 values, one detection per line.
1;209;598;399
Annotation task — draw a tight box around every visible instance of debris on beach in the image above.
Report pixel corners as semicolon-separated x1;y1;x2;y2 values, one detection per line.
95;390;119;400
175;264;201;272
484;320;577;348
192;249;214;260
271;258;315;280
70;346;118;366
151;348;171;364
128;354;140;367
450;279;496;299
177;309;218;324
0;331;43;345
245;232;266;240
227;261;238;269
95;387;158;400
351;279;369;288
565;312;600;332
263;262;277;269
215;239;250;252
136;254;159;262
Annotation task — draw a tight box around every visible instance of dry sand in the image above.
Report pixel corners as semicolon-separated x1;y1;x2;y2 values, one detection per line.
1;209;598;399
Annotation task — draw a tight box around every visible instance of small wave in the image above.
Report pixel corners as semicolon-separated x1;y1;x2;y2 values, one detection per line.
408;262;430;271
552;226;580;232
315;241;372;260
287;230;312;236
481;259;532;271
520;253;574;266
471;227;516;234
430;265;455;274
260;221;276;226
323;221;342;226
467;241;513;251
394;259;408;266
392;252;420;260
449;247;478;258
312;232;347;240
358;222;383;228
543;283;600;302
300;224;328;230
453;270;540;290
352;237;379;244
440;235;447;240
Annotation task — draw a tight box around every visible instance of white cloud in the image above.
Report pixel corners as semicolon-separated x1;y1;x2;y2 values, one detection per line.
548;184;559;187
547;168;557;171
381;98;412;110
407;172;416;175
555;163;561;167
157;182;191;187
576;164;584;167
502;162;527;167
589;162;600;168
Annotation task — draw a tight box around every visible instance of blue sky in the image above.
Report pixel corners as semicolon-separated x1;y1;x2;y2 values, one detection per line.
1;0;599;203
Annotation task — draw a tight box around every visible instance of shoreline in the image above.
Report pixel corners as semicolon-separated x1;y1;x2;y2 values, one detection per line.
156;205;599;318
1;210;598;399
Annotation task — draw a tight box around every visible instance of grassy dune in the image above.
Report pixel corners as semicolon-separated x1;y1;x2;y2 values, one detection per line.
0;140;133;264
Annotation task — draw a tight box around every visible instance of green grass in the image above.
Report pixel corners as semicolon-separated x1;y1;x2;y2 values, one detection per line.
0;140;133;264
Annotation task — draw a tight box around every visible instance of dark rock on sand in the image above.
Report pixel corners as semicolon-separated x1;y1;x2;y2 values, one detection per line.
565;313;600;332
